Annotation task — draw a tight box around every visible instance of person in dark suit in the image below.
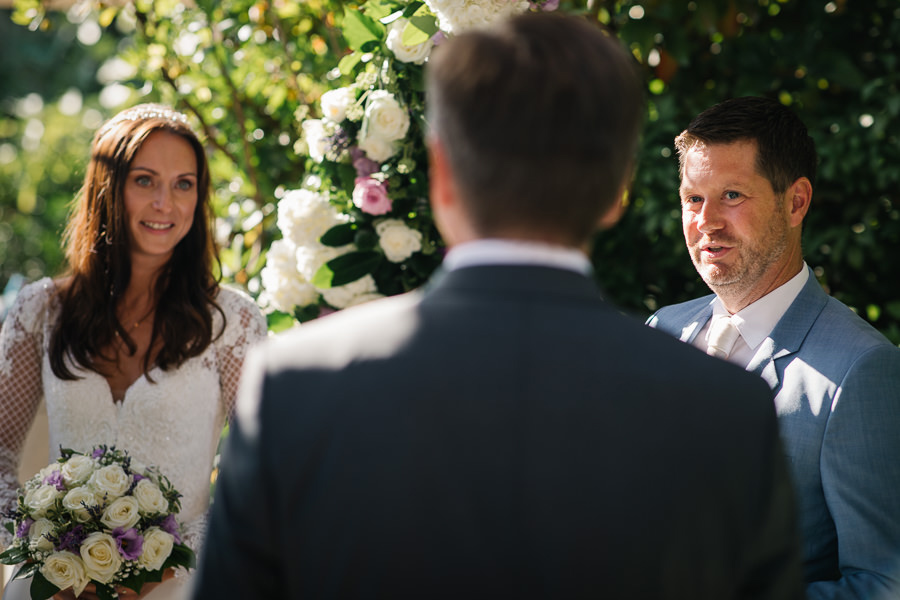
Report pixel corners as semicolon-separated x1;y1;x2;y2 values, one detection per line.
648;96;900;599
192;14;803;600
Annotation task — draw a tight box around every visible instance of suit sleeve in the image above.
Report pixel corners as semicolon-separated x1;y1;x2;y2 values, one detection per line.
192;346;284;599
807;344;900;600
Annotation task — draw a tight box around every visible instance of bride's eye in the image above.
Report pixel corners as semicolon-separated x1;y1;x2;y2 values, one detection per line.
134;174;153;187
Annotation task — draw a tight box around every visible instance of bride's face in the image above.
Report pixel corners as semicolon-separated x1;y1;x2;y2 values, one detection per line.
123;130;198;264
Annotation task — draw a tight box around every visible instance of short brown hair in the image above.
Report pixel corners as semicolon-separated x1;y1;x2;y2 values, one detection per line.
426;12;643;245
674;96;817;194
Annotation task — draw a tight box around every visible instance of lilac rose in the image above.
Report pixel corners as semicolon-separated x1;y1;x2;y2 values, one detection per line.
352;177;392;215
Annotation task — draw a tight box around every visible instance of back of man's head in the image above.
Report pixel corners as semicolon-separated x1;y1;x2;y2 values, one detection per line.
426;12;643;246
675;96;818;194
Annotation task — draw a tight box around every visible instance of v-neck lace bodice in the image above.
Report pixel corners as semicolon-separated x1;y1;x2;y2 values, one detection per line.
0;278;267;561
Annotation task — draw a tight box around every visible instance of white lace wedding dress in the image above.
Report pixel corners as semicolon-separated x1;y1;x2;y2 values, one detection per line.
0;278;267;600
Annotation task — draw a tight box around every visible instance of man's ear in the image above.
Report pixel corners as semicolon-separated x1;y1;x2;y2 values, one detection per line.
597;184;629;230
787;177;812;227
427;137;475;246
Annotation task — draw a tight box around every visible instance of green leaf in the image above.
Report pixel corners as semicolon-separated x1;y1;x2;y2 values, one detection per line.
338;51;363;76
165;543;197;569
401;1;425;18
30;571;60;600
2;521;13;535
320;223;358;247
95;583;117;600
402;15;438;46
267;311;298;332
342;8;385;52
312;251;382;288
15;562;39;580
0;545;29;565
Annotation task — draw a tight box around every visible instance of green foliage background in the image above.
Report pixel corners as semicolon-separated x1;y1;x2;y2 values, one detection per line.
1;0;898;342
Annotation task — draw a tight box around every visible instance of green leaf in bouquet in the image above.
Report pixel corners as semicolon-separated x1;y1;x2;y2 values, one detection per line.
14;561;40;580
312;251;382;288
320;223;358;247
3;521;12;535
95;582;118;600
121;568;150;593
30;571;60;600
342;8;385;52
338;51;364;76
402;14;438;47
401;1;426;19
165;542;198;570
0;544;30;565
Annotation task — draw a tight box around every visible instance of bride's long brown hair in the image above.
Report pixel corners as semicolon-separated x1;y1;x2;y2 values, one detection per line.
49;104;223;380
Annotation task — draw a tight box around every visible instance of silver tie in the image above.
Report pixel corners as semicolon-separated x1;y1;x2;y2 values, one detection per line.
706;315;741;359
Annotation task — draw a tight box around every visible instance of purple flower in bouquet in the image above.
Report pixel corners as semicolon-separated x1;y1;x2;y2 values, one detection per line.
91;447;105;459
43;469;65;491
351;148;380;177
15;517;34;539
57;525;87;552
113;527;144;560
352;177;392;215
159;514;182;544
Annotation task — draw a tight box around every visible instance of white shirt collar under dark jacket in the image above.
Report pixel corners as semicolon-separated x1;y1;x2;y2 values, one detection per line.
442;239;593;276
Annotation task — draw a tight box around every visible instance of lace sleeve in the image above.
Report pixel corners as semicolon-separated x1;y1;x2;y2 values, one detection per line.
215;287;268;421
0;281;51;548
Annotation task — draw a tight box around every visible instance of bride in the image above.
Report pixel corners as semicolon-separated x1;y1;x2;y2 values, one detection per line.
0;104;267;599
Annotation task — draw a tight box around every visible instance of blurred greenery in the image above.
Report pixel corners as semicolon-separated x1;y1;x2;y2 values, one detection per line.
2;0;898;343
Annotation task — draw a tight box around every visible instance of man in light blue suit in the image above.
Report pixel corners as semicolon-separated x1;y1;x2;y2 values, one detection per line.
649;96;900;599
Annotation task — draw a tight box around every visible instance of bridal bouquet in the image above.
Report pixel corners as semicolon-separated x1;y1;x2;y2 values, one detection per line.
0;446;195;600
260;0;561;321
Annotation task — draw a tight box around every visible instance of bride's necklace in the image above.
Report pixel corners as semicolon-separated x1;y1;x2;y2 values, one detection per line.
116;309;154;337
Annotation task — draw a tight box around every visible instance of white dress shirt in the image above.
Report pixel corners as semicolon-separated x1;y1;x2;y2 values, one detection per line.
442;239;592;275
693;264;810;367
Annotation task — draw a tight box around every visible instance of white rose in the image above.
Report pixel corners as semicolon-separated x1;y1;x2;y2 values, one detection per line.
320;87;355;123
132;479;170;515
80;532;122;584
386;18;434;64
29;518;56;552
88;464;130;499
321;274;379;309
296;244;351;285
100;496;141;529
302;119;328;163
61;455;96;486
357;133;398;163
363;90;410;142
41;552;89;597
63;487;101;523
138;527;175;572
24;485;61;518
375;219;423;263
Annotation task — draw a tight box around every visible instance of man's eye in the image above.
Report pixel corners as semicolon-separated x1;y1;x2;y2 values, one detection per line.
724;191;741;201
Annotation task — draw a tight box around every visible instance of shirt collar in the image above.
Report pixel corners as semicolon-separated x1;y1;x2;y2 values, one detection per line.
713;264;809;350
442;239;592;276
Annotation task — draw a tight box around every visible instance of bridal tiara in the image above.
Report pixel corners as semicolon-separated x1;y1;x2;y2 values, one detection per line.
98;104;192;136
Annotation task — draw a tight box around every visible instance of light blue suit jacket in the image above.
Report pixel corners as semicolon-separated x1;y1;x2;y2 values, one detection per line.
649;267;900;600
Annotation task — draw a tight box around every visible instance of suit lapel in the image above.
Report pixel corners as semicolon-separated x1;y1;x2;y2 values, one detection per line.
747;267;829;391
679;300;715;344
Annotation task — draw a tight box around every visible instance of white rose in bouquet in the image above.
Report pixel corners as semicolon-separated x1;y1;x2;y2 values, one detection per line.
376;219;423;263
24;485;61;518
386;18;435;64
321;274;379;309
132;478;170;515
88;464;131;499
296;244;351;284
320;87;356;123
139;527;175;572
61;455;96;486
80;532;122;584
41;551;89;597
302;119;329;163
363;90;410;142
63;487;101;523
358;133;398;163
29;518;56;553
100;496;141;529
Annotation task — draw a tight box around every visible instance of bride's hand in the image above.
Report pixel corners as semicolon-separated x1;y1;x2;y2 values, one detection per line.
52;569;175;599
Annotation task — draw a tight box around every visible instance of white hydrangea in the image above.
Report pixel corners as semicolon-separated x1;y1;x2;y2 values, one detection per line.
386;18;435;64
276;188;349;248
375;219;423;263
295;244;351;284
320;87;356;123
321;274;380;309
259;240;320;312
301;119;329;163
424;0;530;34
